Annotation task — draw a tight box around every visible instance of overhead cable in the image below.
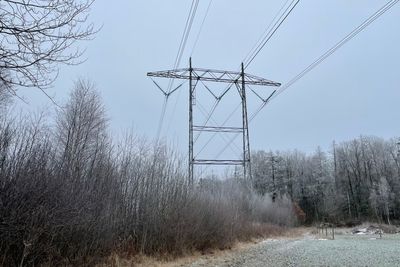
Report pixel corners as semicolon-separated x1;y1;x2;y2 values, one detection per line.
212;0;399;165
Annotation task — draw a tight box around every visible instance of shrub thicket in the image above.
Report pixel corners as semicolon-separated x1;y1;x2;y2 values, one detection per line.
0;81;295;266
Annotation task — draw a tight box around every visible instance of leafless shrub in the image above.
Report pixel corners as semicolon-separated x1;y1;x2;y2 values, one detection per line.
0;82;295;265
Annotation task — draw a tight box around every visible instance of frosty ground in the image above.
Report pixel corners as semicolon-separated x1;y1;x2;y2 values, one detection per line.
183;232;400;267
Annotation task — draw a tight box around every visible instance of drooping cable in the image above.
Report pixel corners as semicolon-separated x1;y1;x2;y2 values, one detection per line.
242;0;292;66
191;0;213;56
209;0;399;164
164;0;203;135
173;0;200;73
244;0;300;69
155;97;168;143
156;0;199;142
208;0;297;111
270;0;399;101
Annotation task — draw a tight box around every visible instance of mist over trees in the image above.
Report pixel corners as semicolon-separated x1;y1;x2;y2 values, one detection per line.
251;137;400;224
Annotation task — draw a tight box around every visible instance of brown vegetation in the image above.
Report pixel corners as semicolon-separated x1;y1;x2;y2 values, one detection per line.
0;81;296;266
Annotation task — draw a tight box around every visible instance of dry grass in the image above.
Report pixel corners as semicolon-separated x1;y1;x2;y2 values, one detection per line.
97;226;307;267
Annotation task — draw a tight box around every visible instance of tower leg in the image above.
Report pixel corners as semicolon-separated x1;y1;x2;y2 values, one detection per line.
241;63;252;180
189;58;194;184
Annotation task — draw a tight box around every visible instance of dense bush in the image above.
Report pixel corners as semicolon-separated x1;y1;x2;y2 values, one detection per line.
0;81;295;266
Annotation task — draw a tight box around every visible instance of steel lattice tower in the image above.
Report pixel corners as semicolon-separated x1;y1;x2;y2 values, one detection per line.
148;58;281;183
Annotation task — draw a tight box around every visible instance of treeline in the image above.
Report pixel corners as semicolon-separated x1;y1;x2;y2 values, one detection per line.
251;137;400;224
0;81;295;266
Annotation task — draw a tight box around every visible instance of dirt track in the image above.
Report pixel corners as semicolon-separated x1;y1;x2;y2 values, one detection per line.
183;233;400;267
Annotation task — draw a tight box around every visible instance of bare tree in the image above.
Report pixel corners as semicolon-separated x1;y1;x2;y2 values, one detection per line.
55;79;108;181
0;0;96;93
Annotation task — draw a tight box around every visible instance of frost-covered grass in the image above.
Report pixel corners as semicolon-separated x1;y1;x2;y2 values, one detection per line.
294;234;400;267
185;232;400;267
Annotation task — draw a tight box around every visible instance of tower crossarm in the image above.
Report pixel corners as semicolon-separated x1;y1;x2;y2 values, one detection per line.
147;68;281;87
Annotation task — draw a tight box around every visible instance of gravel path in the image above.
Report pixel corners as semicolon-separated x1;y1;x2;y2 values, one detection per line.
184;233;400;267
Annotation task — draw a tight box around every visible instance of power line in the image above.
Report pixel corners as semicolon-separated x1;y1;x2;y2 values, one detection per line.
155;0;200;142
198;0;298;134
172;0;200;74
191;0;295;139
193;0;298;156
215;0;297;97
155;97;168;142
211;0;399;165
244;0;300;69
271;0;399;101
243;0;292;66
167;0;199;93
173;0;200;73
191;0;213;56
164;0;205;135
194;1;299;150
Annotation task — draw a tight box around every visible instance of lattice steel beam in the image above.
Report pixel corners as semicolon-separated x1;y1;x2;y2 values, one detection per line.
148;68;281;87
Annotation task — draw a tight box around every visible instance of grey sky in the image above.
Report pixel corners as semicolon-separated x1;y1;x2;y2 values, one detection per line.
18;0;400;155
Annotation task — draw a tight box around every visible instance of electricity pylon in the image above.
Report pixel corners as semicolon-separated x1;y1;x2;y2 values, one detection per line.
148;58;280;183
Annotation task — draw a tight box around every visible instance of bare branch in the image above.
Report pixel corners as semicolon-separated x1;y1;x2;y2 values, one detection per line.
0;0;97;91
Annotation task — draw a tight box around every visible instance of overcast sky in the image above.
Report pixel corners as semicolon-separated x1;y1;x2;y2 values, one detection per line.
17;0;400;157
